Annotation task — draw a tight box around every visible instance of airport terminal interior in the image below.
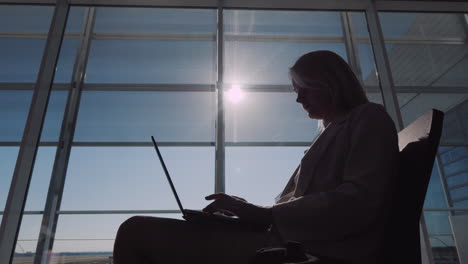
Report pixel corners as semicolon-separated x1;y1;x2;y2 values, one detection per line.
0;0;467;263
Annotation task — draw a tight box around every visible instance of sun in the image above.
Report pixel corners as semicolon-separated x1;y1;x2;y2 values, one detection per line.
227;85;245;103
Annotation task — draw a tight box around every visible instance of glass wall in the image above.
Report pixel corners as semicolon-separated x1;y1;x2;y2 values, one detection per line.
223;10;382;204
380;12;468;264
3;6;85;262
0;5;54;214
3;3;467;264
52;7;217;260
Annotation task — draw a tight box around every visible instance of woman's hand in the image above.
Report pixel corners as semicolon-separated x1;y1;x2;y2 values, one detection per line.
202;193;272;227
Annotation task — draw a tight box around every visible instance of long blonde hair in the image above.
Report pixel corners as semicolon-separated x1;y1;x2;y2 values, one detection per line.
290;50;369;115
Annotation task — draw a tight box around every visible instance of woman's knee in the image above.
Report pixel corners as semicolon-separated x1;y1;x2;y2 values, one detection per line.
116;216;147;240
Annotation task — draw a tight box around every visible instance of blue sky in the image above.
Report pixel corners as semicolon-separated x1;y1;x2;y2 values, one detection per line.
0;6;461;254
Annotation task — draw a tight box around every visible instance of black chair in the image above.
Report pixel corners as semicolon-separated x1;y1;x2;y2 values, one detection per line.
383;109;444;264
253;109;445;264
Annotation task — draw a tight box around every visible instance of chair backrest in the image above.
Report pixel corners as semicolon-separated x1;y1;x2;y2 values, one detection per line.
383;109;444;264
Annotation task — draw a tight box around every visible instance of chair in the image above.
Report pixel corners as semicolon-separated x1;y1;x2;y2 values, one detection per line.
383;109;444;264
253;109;445;264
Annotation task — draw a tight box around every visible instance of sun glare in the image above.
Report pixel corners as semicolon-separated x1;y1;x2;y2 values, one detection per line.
227;85;245;103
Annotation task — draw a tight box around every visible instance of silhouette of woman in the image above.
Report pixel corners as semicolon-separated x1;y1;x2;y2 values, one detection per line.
113;50;399;264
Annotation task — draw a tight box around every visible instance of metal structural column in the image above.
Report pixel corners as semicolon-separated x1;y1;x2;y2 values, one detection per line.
341;12;365;86
365;0;403;129
34;7;96;264
366;2;433;264
0;2;69;263
215;0;226;193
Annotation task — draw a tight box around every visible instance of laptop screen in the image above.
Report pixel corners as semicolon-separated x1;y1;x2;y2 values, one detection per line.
151;136;186;216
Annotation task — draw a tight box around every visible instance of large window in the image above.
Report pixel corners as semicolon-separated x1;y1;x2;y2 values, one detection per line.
1;5;85;262
223;10;382;203
0;5;54;213
5;4;466;264
50;7;217;260
380;12;468;263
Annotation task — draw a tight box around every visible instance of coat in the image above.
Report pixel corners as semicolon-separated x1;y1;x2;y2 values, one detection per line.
271;102;399;264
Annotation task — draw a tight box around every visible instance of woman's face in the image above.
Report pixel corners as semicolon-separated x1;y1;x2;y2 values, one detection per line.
293;79;333;120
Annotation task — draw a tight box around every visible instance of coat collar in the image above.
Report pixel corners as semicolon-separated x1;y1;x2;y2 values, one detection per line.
294;113;349;196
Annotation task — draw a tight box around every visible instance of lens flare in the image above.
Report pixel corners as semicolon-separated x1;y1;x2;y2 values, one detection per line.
227;85;245;103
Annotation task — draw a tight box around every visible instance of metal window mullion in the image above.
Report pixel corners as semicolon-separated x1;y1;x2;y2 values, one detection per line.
0;2;69;264
365;1;403;129
82;83;215;92
1;0;468;11
4;83;468;94
33;7;96;264
341;12;365;86
215;2;225;193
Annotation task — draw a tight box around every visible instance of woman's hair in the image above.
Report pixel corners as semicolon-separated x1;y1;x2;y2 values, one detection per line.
289;50;369;113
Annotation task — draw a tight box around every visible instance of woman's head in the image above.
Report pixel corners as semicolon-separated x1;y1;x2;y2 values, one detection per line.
290;50;368;121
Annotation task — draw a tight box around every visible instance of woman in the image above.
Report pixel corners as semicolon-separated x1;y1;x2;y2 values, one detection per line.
113;50;399;264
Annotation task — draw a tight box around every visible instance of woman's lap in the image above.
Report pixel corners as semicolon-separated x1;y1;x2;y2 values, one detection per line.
113;216;278;264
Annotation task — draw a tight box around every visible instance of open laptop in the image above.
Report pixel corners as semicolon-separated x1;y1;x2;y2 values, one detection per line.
151;136;268;230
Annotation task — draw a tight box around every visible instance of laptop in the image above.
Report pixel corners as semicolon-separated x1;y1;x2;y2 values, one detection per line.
151;136;268;231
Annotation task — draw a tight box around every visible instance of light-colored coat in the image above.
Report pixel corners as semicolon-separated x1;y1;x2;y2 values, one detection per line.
272;102;399;264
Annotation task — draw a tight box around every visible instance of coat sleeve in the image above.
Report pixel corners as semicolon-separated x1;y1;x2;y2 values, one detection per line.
271;104;399;242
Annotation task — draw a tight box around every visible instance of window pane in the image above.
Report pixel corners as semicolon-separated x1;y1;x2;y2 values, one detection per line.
224;10;342;37
380;13;466;40
53;39;79;84
443;158;468;176
446;172;468;187
226;147;305;206
94;8;216;34
0;39;46;83
225;92;317;142
380;15;467;261
61;147;214;210
398;94;467;128
65;7;87;34
359;43;379;87
38;91;68;142
224;41;347;85
423;165;448;209
380;13;468;87
224;10;347;86
12;215;43;262
13;147;58;260
453;200;468;208
366;92;384;105
348;12;369;38
86;7;216;84
424;211;459;262
0;39;76;84
51;214;182;257
450;186;468;201
0;147;20;211
74;91;215;142
348;12;381;90
0;90;33;141
24;147;57;211
85;40;215;84
0;5;53;33
385;44;468;87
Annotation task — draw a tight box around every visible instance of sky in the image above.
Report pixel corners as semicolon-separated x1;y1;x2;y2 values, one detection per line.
0;5;465;255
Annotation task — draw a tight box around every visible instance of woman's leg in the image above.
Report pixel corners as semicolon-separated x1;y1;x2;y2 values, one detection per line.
113;216;275;264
